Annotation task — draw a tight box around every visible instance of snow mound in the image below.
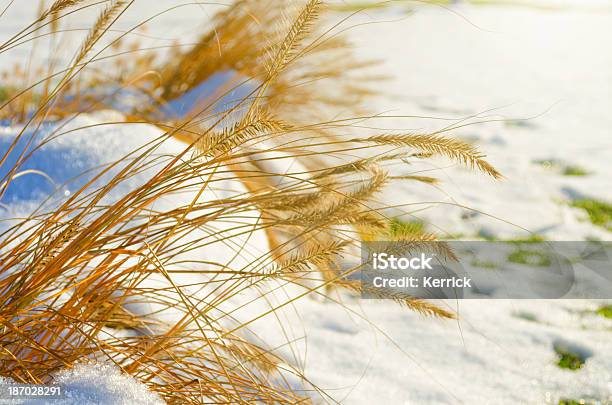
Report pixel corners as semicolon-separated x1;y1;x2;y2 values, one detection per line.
0;364;164;405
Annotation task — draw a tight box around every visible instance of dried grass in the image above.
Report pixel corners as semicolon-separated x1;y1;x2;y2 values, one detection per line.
0;1;500;402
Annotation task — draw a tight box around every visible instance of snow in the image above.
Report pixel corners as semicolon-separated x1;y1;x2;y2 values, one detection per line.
1;1;612;404
0;363;164;404
274;297;612;404
347;1;612;241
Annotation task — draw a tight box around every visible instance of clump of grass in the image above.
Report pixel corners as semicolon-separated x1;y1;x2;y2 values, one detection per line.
562;165;590;176
0;0;501;402
508;249;551;267
533;159;590;176
513;311;538;322
595;305;612;319
558;399;593;405
571;199;612;231
507;234;546;243
554;347;585;371
470;259;498;269
389;218;426;237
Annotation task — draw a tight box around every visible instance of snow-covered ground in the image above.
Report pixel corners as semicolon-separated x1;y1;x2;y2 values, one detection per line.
1;1;612;404
315;3;612;403
348;0;612;241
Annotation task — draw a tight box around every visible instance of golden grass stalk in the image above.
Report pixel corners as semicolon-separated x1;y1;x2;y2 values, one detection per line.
74;0;129;66
353;133;502;178
339;280;457;319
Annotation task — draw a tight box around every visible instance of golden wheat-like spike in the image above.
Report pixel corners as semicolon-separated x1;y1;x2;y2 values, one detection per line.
258;189;329;212
338;280;455;319
280;169;388;232
74;0;127;64
354;133;502;179
48;0;83;14
311;154;405;180
281;169;387;228
265;0;322;79
363;285;456;319
43;0;85;18
344;211;388;230
196;113;290;158
346;167;388;202
284;205;379;230
246;0;323;117
33;219;80;271
262;239;349;277
389;175;439;185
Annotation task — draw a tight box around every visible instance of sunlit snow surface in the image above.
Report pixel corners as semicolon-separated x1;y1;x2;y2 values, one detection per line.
0;112;165;205
0;364;164;404
350;1;612;242
0;1;611;404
